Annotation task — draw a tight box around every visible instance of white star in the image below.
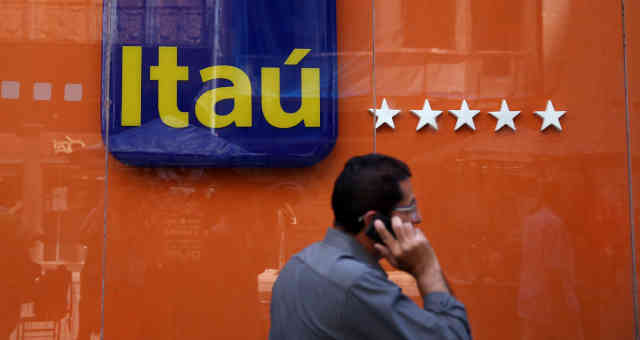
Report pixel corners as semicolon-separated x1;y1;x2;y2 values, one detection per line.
489;99;520;131
535;100;566;131
369;98;401;129
449;100;480;131
411;99;442;131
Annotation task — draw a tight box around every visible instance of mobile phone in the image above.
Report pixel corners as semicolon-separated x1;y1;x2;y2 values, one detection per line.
365;212;396;244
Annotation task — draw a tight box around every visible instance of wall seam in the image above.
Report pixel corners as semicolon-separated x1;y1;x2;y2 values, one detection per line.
620;0;640;338
371;0;376;153
100;1;115;340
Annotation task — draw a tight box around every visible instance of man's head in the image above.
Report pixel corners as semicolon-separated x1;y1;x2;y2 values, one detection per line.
331;153;421;235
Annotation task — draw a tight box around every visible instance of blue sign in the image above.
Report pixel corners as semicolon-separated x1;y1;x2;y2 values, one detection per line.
101;0;337;167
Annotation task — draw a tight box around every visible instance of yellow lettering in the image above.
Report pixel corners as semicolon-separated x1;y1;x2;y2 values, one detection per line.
261;67;320;128
284;49;311;65
150;46;189;128
121;46;142;126
195;66;252;128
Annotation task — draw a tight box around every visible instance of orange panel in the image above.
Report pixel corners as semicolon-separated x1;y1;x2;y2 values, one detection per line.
102;1;374;339
373;0;634;339
1;0;638;339
0;1;104;340
627;0;640;334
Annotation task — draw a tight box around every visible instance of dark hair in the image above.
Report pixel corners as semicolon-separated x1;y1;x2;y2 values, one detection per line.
331;153;411;234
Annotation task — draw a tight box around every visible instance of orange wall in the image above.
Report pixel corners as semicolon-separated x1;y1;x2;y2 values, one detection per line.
627;0;640;337
0;1;637;340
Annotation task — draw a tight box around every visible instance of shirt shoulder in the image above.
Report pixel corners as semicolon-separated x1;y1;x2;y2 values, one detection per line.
293;242;384;290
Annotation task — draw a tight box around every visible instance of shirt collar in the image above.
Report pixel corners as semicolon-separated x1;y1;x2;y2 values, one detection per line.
322;227;384;272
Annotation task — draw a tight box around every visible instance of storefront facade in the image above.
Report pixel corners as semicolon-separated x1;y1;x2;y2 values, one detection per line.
1;0;639;339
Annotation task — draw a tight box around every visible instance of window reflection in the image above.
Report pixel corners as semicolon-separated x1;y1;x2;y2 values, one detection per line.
370;0;543;100
0;0;104;338
0;0;101;43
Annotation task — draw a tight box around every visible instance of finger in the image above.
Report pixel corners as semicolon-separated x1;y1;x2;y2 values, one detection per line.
415;229;433;250
373;243;391;258
416;228;429;243
401;221;414;240
390;216;405;241
396;221;413;242
375;220;399;250
374;243;399;267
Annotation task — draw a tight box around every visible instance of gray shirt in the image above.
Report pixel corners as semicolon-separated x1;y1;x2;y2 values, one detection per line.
269;227;472;340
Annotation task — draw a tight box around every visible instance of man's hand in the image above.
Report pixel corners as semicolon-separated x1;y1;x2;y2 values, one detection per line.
373;216;449;295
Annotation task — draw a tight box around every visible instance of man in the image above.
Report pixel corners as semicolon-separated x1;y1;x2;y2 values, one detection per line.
269;154;471;340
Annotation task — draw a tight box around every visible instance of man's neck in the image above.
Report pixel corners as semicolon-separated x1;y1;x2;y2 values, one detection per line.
334;225;381;261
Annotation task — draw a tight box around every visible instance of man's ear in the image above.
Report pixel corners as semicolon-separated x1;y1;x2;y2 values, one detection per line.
358;210;378;235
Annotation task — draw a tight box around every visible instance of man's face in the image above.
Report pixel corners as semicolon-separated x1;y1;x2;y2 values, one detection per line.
392;179;422;225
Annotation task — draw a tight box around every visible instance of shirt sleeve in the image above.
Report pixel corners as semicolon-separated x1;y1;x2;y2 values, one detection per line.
344;269;472;340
